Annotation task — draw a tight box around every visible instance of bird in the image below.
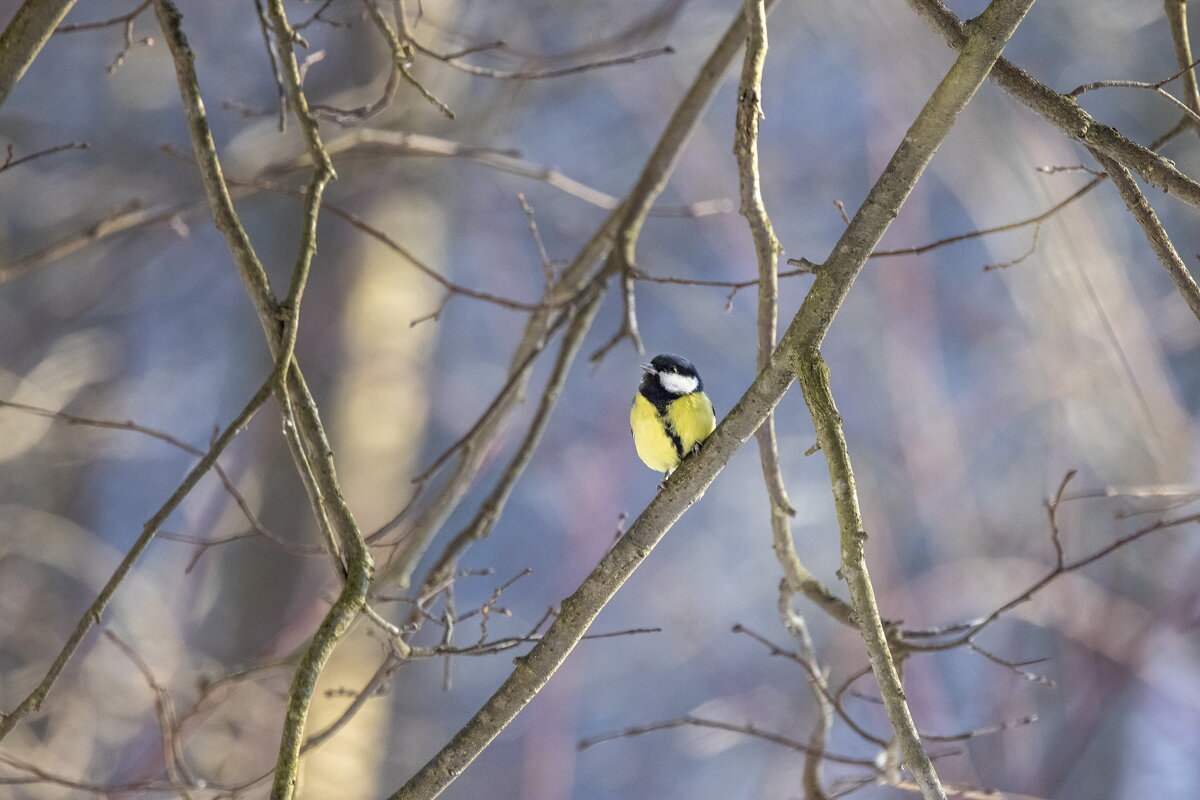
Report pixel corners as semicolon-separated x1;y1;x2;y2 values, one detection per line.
630;353;716;479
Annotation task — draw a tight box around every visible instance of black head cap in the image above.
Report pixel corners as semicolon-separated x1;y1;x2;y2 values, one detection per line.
647;354;699;379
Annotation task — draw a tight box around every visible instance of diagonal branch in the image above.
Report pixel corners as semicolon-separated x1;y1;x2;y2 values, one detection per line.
384;3;785;797
411;284;606;618
376;0;778;595
0;378;273;741
0;0;78;107
385;2;1035;799
905;0;1200;209
1090;150;1200;323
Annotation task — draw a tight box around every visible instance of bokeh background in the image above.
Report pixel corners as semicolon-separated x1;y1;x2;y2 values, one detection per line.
3;0;1200;798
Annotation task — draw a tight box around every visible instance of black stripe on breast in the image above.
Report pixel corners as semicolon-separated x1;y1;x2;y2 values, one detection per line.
663;417;685;459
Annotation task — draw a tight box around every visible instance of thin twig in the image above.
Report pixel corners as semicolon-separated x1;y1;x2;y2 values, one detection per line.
0;141;88;172
363;0;454;119
384;4;787;796
981;222;1041;271
409;285;605;622
2;129;724;283
906;507;1200;652
905;0;1200;209
0;379;273;741
871;178;1098;259
251;0;288;130
55;0;152;33
387;5;1032;799
1045;469;1076;569
311;67;401;124
295;0;341;30
577;715;877;767
1067;67;1200;128
103;631;197;795
588;250;644;361
0;752;192;795
734;623;887;748
412;40;674;80
394;0;673;81
776;596;835;800
864;113;1187;265
0;398;284;553
517;194;556;288
402;305;575;487
968;641;1055;687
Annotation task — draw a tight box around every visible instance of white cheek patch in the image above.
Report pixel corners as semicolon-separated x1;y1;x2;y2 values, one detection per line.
659;372;699;395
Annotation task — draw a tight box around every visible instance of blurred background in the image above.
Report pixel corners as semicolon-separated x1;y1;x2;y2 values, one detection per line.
2;0;1200;798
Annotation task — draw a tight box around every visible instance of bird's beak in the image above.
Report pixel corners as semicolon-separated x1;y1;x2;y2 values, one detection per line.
640;363;655;374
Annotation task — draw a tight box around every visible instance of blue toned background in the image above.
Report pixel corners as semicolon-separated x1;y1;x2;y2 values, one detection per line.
2;1;1199;798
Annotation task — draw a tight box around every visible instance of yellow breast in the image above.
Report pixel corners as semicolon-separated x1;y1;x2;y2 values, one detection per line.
630;391;716;473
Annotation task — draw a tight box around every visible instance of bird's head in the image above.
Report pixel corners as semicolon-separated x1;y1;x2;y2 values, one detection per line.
641;353;702;396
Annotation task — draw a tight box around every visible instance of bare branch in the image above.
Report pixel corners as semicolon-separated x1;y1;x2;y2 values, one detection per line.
1165;0;1200;135
906;506;1200;652
374;0;765;598
588;252;644;362
55;0;151;33
363;0;454;119
0;378;273;741
787;3;1040;796
981;223;1042;271
1066;62;1200;127
384;3;789;795
0;0;79;108
777;596;836;800
0;140;87;172
1045;469;1076;569
872;177;1098;259
577;715;877;767
734;623;887;748
385;5;1037;799
0;398;285;553
410;286;604;617
968;642;1055;688
394;0;674;81
1091;149;1200;324
103;631;197;795
905;0;1200;209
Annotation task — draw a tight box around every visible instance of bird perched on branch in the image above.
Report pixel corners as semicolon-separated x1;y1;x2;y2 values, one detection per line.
630;353;716;480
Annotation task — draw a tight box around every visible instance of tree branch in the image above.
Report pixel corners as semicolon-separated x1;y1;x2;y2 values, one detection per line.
384;3;1034;797
1164;0;1200;133
376;0;778;594
152;4;373;798
0;378;272;741
1090;150;1200;323
0;0;78;107
733;0;851;629
905;0;1200;209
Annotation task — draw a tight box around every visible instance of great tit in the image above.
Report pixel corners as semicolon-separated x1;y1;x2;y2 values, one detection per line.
630;353;716;478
